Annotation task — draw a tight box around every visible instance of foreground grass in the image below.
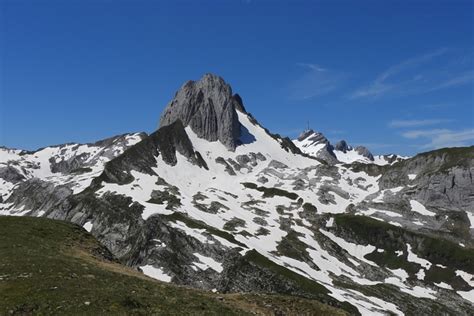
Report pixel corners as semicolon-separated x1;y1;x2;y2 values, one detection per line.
0;216;346;315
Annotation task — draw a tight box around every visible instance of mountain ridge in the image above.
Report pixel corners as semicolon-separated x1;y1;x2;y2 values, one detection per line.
1;74;473;315
293;128;406;166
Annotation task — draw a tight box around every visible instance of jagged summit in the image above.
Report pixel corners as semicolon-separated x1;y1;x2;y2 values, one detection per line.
297;129;329;144
294;129;338;164
354;145;374;161
334;140;352;153
294;130;381;164
159;73;245;151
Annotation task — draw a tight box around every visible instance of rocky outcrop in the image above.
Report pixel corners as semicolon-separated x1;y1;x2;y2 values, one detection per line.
354;146;374;161
335;140;352;153
378;147;474;213
404;148;473;213
159;74;243;151
98;120;208;185
0;166;25;183
4;178;72;215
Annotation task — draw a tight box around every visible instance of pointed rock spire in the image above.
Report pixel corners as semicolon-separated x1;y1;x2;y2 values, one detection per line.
159;73;244;151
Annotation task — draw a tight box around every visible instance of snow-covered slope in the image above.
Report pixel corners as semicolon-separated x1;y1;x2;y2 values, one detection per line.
0;133;144;203
334;148;372;164
0;74;473;315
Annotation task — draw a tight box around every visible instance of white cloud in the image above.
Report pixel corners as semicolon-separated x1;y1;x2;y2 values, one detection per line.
389;119;452;128
350;49;473;99
296;63;326;72
401;128;474;149
376;48;448;83
402;129;449;139
427;71;474;91
351;82;393;99
289;63;343;100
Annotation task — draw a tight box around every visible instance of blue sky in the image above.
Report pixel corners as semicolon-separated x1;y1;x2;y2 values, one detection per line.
1;0;473;155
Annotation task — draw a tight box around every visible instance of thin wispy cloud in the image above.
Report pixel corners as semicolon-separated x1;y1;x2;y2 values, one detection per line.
401;128;474;149
289;63;343;100
427;70;474;91
420;102;453;109
350;48;473;99
296;63;327;72
376;48;448;83
389;119;452;128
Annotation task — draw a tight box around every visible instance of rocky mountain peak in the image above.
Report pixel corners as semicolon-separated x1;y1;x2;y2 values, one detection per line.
295;132;381;165
159;73;244;151
297;129;315;141
297;129;330;145
334;140;352;153
354;145;375;161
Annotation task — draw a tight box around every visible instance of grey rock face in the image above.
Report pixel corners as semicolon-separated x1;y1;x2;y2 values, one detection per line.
379;148;474;212
215;157;236;175
316;149;339;165
268;160;288;169
0;166;25;183
5;178;72;216
354;145;374;161
159;74;243;151
359;146;474;241
335;140;352;153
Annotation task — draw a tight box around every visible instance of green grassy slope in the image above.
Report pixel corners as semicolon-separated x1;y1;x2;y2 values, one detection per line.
0;216;347;316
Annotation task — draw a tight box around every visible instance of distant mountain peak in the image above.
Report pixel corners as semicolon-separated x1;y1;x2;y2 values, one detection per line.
159;74;245;151
294;131;382;164
334;140;352;153
297;129;330;144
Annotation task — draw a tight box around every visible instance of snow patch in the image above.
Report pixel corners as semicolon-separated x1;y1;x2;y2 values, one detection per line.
406;244;432;269
457;289;474;303
193;253;223;273
389;268;409;282
465;211;474;229
141;265;172;282
416;269;426;280
455;270;474;286
410;200;436;216
320;229;377;266
434;282;453;290
326;217;334;227
83;221;93;233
